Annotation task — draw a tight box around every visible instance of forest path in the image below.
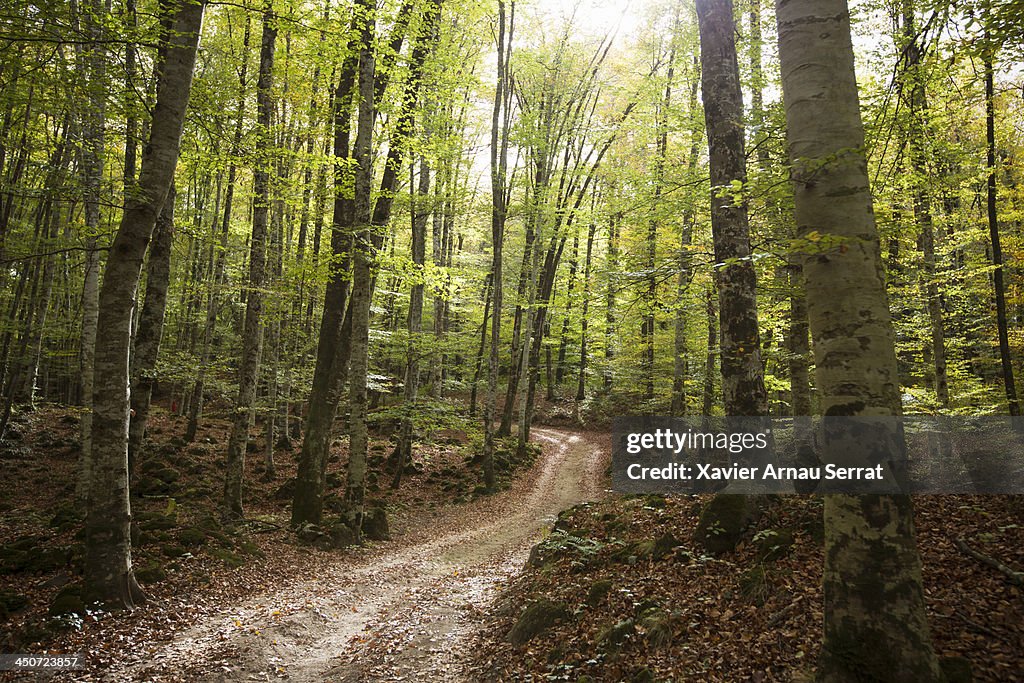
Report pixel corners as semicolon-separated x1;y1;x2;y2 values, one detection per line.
106;427;608;682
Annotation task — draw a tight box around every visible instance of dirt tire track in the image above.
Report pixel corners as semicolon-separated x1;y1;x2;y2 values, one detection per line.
101;427;607;682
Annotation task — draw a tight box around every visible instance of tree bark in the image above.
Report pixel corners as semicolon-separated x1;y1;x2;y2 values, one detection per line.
775;0;943;678
128;183;175;476
224;1;275;520
84;0;204;609
695;0;767;418
984;46;1021;417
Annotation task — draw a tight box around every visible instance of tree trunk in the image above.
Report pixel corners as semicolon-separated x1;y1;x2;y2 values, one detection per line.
696;0;767;418
775;1;943;678
483;0;513;492
75;0;107;505
393;155;431;488
84;0;204;610
224;1;275;521
342;4;377;533
128;183;175;476
984;47;1021;417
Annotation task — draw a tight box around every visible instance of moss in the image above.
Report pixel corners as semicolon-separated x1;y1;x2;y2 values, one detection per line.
587;579;613;606
135;562;167;585
138;511;178;531
597;618;636;653
0;590;28;618
48;584;85;617
939;656;972;683
237;539;266;558
754;529;795;562
177;528;208;547
207;548;245;568
693;494;761;555
160;543;188;558
507;598;570;646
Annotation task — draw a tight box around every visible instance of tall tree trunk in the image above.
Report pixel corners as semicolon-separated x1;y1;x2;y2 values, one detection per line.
576;218;596;402
342;3;377;533
900;1;948;408
128;184;175;475
644;17;677;401
702;287;717;417
775;1;943;679
672;58;701;416
483;0;513;492
75;0;107;505
604;211;619;391
469;273;493;415
224;1;275;520
84;0;204;609
393;156;431;487
696;0;767;418
984;46;1020;417
290;12;363;527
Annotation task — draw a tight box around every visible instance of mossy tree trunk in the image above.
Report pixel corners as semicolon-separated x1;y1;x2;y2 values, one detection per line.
774;0;943;679
84;0;204;610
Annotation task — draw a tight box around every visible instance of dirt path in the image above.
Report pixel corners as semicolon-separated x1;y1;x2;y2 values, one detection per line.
101;428;607;682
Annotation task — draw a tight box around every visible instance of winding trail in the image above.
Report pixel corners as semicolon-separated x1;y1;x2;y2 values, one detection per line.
105;427;608;682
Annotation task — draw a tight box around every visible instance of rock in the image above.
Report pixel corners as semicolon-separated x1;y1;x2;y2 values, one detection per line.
160;543;188;558
754;528;795;561
693;494;763;555
135;562;167;585
273;478;296;501
48;506;83;531
48;584;85;617
507;598;570;646
207;548;245;568
38;572;74;590
177;528;208;548
362;506;390;541
328;520;358;548
138;511;177;531
597;618;636;652
0;590;28;618
587;579;613;606
26;548;70;574
631;667;656;683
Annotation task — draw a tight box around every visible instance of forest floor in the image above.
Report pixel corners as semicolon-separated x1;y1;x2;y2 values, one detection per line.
0;403;606;681
2;404;1024;681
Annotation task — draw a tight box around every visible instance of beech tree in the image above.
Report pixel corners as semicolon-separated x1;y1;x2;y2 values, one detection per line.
84;0;205;609
775;0;943;678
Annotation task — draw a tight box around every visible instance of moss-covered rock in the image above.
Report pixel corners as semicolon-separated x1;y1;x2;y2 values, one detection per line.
160;543;188;558
138;511;178;531
693;494;762;555
207;547;245;568
597;618;636;652
135;562;167;585
507;598;570;646
362;506;389;541
177;527;208;548
0;589;29;618
25;548;70;574
48;505;83;531
754;528;795;562
48;584;85;617
587;579;614;606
